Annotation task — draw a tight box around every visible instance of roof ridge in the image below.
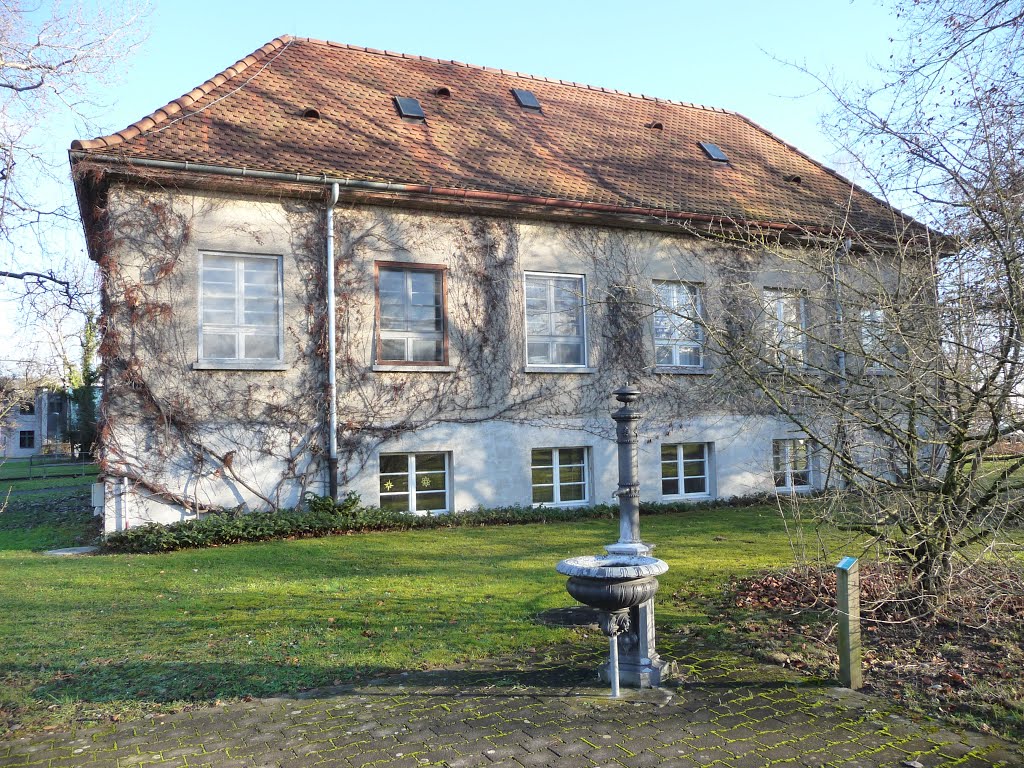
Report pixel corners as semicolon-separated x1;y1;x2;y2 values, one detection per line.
287;36;736;115
71;36;295;151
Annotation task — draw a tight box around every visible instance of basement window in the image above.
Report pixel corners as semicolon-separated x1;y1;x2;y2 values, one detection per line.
698;141;729;162
394;96;426;121
512;88;541;111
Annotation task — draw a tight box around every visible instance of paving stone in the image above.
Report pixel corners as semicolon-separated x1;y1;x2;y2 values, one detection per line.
0;643;1019;768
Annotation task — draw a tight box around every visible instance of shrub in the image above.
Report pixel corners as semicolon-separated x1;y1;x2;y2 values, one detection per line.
101;491;776;554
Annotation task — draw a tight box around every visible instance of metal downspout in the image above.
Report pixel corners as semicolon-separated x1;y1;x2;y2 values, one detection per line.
326;183;340;500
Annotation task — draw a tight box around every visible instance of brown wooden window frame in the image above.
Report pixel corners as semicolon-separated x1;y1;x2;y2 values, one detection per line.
374;261;449;366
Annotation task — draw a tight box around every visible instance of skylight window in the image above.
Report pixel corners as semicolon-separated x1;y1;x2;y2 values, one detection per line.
512;88;541;111
698;141;729;162
394;96;426;121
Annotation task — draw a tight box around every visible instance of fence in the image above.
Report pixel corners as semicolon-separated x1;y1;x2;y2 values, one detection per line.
0;455;98;481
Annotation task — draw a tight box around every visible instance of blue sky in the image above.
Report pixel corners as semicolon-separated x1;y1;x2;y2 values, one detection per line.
2;0;904;372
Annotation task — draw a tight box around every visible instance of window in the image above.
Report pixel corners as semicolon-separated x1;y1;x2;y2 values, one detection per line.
698;141;729;162
661;443;711;497
379;452;449;514
773;439;811;489
200;253;283;363
763;288;806;366
394;96;426;121
512;88;541;111
524;273;586;366
531;447;588;505
19;431;34;449
653;282;704;368
18;400;34;415
376;265;447;364
860;307;887;370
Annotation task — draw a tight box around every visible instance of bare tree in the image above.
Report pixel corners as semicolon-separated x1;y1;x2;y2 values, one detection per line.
0;0;145;304
654;0;1024;617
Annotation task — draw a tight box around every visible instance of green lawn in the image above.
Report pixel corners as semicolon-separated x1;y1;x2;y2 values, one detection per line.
0;457;97;482
0;500;800;734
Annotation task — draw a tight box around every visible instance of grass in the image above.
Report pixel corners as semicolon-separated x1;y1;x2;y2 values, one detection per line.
0;457;97;482
0;492;799;735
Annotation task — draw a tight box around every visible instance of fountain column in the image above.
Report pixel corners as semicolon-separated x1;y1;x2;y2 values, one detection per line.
600;386;673;687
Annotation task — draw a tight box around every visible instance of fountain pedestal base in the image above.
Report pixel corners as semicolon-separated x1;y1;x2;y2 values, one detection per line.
597;599;675;688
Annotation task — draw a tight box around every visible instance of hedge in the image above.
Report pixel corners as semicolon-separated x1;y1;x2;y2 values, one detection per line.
100;491;776;554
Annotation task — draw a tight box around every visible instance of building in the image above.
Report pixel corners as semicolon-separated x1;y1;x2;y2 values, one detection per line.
69;36;916;533
1;384;69;458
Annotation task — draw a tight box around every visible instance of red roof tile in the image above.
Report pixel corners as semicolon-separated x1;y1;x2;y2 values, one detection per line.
72;36;906;236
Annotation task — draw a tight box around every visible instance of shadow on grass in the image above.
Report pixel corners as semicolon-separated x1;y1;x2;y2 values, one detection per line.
5;634;833;718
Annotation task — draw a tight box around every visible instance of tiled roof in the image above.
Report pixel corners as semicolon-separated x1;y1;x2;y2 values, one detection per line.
72;36;905;236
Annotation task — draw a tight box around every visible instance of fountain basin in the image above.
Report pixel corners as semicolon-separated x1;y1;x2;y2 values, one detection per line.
556;555;668;612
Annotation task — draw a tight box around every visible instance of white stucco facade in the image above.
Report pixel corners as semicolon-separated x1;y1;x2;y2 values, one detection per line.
96;187;826;533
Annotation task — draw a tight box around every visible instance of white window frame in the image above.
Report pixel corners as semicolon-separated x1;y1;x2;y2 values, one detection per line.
375;263;448;365
198;251;285;368
653;282;704;368
531;447;590;506
523;272;587;368
763;287;807;367
660;442;712;498
772;438;812;490
378;452;450;515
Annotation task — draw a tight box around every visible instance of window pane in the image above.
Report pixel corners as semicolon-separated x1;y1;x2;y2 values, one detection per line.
791;471;810;487
243;334;279;360
411;339;443;362
380;472;408;494
662;478;679;495
559;465;583;484
532;449;553;467
681;444;703;461
416;472;446;492
203;332;236;359
560;483;585;502
379;270;404;293
380;454;408;474
533;484;554;503
527;341;551;364
380;338;407;360
683;461;704;478
416;453;445;472
380;495;410;513
553;342;583;365
532;467;554;488
417;491;447;511
683;477;707;494
559;448;584;465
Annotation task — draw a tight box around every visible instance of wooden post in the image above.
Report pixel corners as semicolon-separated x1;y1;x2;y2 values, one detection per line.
836;556;863;690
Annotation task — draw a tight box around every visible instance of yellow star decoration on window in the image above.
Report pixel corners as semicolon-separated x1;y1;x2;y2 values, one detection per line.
383;480;394;491
420;477;432;488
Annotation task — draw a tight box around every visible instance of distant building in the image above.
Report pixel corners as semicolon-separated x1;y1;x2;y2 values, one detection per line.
1;385;70;458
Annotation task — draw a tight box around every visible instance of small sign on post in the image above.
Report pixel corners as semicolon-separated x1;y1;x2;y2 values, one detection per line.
835;556;863;690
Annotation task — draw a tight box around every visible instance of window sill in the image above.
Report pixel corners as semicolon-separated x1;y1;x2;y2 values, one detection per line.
532;500;591;509
525;366;596;374
192;360;289;371
863;366;894;376
654;366;710;375
372;364;455;373
662;493;712;501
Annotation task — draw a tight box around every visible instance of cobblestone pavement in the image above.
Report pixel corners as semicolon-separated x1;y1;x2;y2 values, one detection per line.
2;638;1021;768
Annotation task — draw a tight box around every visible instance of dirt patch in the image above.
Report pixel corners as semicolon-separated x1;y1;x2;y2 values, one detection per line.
717;563;1024;741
